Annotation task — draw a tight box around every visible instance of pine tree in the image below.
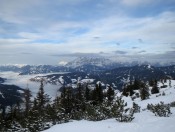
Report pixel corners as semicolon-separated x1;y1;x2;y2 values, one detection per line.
53;96;68;123
151;80;159;94
149;79;155;87
25;109;42;132
111;97;135;122
45;104;57;126
76;83;83;101
140;82;150;100
24;80;51;131
122;85;129;97
92;85;98;103
132;102;140;113
60;86;73;114
36;80;50;112
107;86;114;102
98;82;103;103
127;85;135;96
24;88;32;116
91;83;104;104
133;79;141;90
85;84;90;101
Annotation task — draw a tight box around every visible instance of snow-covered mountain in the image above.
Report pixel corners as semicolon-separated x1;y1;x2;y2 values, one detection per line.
158;65;175;78
19;65;72;75
0;65;72;75
29;64;175;91
99;64;169;88
64;57;135;74
0;57;174;75
0;57;140;75
65;57;116;68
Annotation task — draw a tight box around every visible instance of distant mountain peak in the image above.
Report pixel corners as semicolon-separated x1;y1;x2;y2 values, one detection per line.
65;56;114;68
58;61;68;66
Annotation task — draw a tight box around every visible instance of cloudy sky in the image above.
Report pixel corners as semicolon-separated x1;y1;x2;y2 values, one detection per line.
0;0;175;64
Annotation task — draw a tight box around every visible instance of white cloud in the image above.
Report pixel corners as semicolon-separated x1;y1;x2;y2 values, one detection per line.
18;32;42;39
0;0;40;24
0;0;174;64
0;38;30;45
0;0;90;25
62;11;175;53
121;0;157;6
1;11;175;55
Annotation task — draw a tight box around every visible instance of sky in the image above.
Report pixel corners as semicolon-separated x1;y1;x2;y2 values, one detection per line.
0;0;175;65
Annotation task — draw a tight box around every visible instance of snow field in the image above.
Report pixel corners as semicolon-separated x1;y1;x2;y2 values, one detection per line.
43;108;175;132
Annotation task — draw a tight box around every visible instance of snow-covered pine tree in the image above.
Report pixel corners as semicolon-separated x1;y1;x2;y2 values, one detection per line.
85;84;90;101
151;79;159;94
107;86;114;102
36;80;51;111
92;82;104;104
111;96;135;122
133;102;140;113
7;120;24;132
24;88;32;117
140;81;150;100
60;86;74;120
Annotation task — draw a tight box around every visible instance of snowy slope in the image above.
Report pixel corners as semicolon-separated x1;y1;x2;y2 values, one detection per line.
43;109;175;132
121;80;175;109
43;80;175;132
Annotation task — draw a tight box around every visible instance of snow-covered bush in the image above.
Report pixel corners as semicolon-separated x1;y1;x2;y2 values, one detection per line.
111;97;135;122
115;108;135;122
7;121;27;132
147;102;172;117
170;101;175;107
132;102;140;113
84;103;105;121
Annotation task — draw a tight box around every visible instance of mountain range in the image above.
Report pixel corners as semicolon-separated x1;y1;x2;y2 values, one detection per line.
1;57;175;91
0;57;175;111
29;64;175;92
1;57;174;75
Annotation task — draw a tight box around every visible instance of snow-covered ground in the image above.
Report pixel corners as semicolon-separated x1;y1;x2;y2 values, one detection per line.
43;111;175;132
0;72;62;99
43;80;175;132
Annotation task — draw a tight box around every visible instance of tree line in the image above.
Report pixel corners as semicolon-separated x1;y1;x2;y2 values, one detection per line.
0;78;172;131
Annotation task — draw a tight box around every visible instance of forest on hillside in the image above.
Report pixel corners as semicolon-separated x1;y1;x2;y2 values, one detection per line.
0;78;174;132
